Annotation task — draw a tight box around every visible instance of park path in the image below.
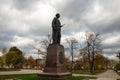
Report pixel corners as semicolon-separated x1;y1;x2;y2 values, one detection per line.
96;70;120;80
73;70;120;80
0;69;42;75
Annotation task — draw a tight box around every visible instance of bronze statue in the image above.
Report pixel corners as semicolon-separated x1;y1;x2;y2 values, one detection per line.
52;13;64;44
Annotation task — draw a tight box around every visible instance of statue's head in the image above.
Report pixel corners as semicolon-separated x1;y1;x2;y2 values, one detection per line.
56;13;60;18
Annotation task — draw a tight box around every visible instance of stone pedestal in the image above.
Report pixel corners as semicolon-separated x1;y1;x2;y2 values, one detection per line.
38;44;72;79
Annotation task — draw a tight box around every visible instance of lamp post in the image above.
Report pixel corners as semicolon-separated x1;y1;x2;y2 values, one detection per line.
66;38;78;71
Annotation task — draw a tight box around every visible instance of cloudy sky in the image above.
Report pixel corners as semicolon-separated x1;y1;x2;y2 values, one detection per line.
0;0;120;60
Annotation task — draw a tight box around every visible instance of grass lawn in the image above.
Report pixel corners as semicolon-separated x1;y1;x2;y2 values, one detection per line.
0;74;97;80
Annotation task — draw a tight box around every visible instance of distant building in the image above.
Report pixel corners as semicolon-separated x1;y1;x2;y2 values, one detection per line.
0;52;2;57
36;58;45;68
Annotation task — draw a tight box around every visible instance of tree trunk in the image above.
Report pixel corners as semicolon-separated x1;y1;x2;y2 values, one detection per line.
71;43;73;71
90;51;95;73
90;42;95;74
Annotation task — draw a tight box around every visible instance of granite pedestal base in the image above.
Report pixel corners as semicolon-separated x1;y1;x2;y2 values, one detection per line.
38;44;72;79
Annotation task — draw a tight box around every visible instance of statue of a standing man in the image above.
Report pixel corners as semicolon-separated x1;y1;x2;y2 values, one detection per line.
52;13;63;44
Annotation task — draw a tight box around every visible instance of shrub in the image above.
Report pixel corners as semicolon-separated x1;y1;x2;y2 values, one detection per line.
115;63;120;70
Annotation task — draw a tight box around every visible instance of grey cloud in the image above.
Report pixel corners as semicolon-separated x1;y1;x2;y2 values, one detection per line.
0;0;120;59
12;0;39;10
0;0;12;5
61;0;93;22
103;49;117;55
59;0;120;35
86;20;120;35
0;32;14;51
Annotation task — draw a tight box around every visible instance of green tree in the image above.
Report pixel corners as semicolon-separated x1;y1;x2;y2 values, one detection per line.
6;46;25;69
0;48;7;68
27;56;36;68
115;63;120;70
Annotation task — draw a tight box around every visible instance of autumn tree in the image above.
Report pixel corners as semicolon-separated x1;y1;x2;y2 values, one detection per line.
79;49;90;70
27;56;36;68
64;57;71;70
94;54;106;70
116;52;120;62
84;32;102;73
6;46;25;69
40;34;52;66
74;60;82;70
41;34;52;52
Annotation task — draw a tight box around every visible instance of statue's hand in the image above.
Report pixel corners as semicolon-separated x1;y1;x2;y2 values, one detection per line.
61;24;65;27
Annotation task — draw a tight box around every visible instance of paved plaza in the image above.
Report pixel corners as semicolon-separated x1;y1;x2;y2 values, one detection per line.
74;70;120;80
97;70;120;80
